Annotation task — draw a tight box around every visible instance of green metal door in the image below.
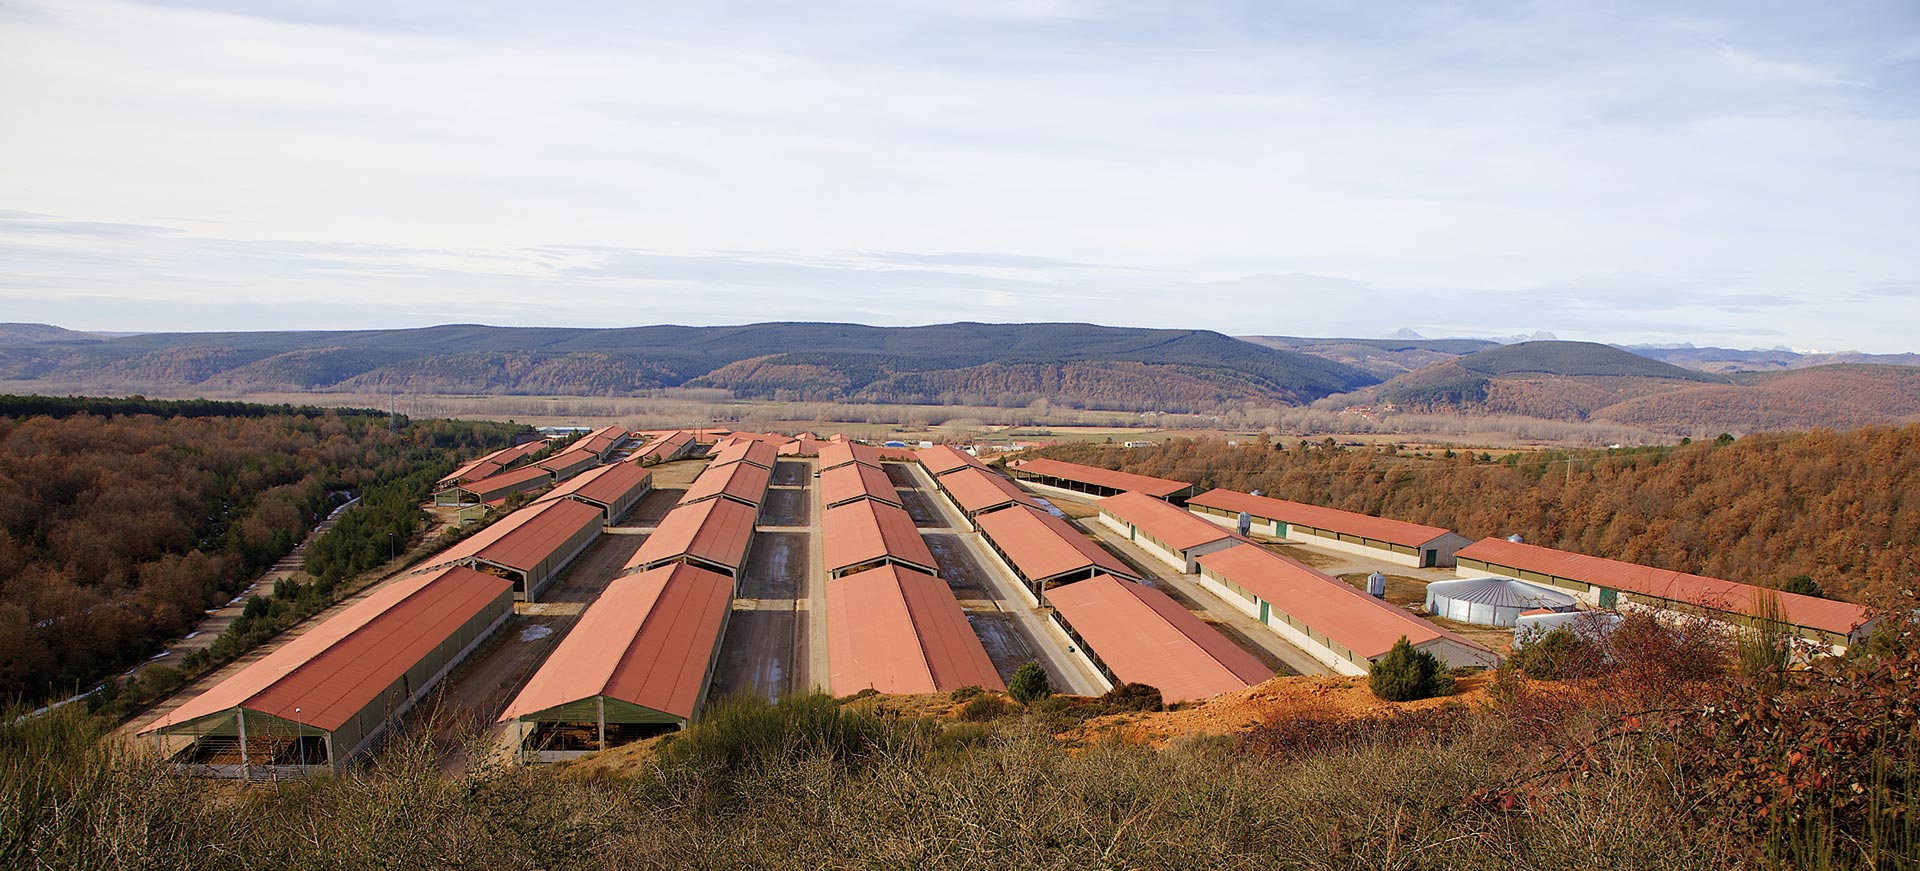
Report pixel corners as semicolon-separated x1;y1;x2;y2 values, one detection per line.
1598;587;1618;608
1259;600;1270;624
1129;524;1137;540
1275;521;1288;537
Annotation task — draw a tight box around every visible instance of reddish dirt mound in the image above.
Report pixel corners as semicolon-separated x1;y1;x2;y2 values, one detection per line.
1062;672;1493;748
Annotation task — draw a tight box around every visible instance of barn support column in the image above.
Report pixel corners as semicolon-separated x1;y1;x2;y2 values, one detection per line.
236;709;251;783
597;697;607;751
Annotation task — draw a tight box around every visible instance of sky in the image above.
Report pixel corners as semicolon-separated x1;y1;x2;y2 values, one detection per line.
1;1;1917;352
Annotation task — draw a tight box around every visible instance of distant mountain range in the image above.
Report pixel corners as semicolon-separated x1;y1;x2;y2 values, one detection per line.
0;322;1376;412
4;322;1915;434
1322;341;1920;435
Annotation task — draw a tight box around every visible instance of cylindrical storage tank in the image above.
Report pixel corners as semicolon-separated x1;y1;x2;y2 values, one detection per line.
1366;571;1386;598
1424;577;1576;627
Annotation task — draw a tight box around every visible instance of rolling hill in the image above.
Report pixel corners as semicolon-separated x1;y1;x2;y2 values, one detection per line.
1238;336;1498;378
0;322;1380;411
1371;341;1725;417
1356;341;1920;435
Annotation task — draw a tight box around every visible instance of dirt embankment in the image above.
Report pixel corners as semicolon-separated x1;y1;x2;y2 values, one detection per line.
558;675;1498;775
1058;672;1494;749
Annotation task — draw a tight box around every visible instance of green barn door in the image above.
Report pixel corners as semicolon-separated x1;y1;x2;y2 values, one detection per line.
1275;522;1288;537
1598;587;1619;608
1259;600;1271;624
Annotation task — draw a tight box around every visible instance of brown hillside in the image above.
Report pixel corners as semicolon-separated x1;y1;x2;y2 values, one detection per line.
1593;365;1920;435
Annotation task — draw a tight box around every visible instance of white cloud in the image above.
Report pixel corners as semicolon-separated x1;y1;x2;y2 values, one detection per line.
0;0;1917;351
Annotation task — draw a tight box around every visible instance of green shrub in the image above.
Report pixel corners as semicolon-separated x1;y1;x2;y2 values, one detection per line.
1097;682;1163;713
1008;662;1051;704
949;685;984;702
656;693;914;780
1369;637;1454;702
1511;626;1594;680
957;695;1011;722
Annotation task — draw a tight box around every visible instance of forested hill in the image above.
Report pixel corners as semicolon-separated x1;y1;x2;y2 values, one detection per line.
0;322;1379;411
0;398;523;703
1357;341;1920;434
1031;424;1920;606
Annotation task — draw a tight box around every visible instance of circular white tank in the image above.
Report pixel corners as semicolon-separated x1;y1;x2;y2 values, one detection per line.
1424;577;1576;627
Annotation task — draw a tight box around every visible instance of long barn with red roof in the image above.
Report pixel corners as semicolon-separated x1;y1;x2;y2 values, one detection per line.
826;566;1003;696
501;563;734;758
1454;537;1875;653
138;566;514;778
1044;574;1271;703
1196;545;1495;675
1187;488;1471;568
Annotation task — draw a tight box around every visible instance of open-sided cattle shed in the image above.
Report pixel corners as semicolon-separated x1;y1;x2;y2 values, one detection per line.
1097;491;1245;573
706;439;778;470
1006;457;1195;503
632;431;696;465
818;441;884;473
415;498;604;601
679;460;771;509
820;461;903;509
933;466;1041;527
433;464;554;506
138;566;513;778
1454;537;1875;653
533;462;653;522
823;499;938;578
572;425;630;461
501;563;734;759
826;566;1003;695
1044;573;1271;703
974;504;1138;600
535;447;600;482
625;497;759;579
1187;489;1471;568
1196;545;1495;676
916;444;991;478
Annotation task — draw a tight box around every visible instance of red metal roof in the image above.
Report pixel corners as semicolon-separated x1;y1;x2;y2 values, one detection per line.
916;445;991;477
490;440;552;466
823;499;938;575
430;498;604;573
819;441;883;471
534;462;652;511
627;497;758;574
448;464;553;500
975;504;1138;583
1098;491;1239;552
1008;457;1192;499
1045;574;1271;703
778;436;827;456
820;462;902;508
679;460;772;508
633;431;694;461
500;563;733;723
536;447;600;479
938;467;1041;515
718;431;791;446
571;425;628;459
707;439;778;470
1455;538;1872;635
1196;545;1485;661
440;456;506;487
142;566;512;733
826;566;1003;695
1188;489;1457;548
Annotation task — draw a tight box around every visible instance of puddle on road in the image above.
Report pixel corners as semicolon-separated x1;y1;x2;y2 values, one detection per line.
518;625;555;642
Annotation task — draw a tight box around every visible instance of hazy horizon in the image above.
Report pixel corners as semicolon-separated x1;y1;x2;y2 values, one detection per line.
4;1;1918;352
